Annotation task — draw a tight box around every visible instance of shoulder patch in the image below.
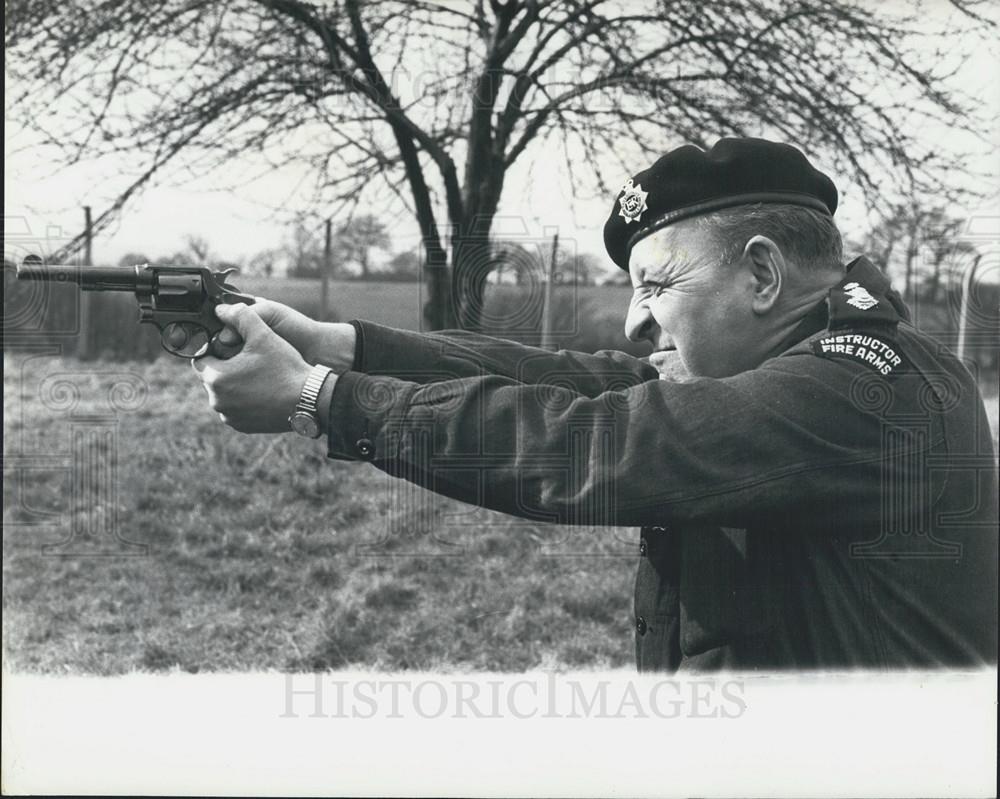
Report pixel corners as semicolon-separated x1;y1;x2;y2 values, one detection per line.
812;332;907;377
843;282;879;310
828;279;901;329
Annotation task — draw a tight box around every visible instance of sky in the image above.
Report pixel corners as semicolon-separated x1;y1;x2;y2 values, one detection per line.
4;1;998;283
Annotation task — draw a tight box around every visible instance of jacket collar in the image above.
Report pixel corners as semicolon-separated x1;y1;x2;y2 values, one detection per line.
778;256;909;354
827;256;911;327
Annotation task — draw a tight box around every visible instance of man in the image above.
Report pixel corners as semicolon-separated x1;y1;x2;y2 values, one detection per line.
195;138;998;672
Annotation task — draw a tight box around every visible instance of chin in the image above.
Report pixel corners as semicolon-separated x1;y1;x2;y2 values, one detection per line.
649;350;691;380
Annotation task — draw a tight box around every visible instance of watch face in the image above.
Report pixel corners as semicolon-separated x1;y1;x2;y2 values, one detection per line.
289;411;320;438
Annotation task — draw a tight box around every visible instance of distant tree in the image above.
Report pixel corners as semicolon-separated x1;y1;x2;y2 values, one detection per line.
384;250;422;281
488;240;601;286
489;241;545;286
117;252;152;267
285;215;325;279
184;235;212;266
861;204;980;304
919;214;978;303
557;252;603;286
7;0;994;330
246;248;281;278
336;215;391;279
154;252;196;267
596;269;631;287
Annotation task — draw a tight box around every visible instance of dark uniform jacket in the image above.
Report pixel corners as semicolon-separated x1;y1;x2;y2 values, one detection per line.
327;257;999;671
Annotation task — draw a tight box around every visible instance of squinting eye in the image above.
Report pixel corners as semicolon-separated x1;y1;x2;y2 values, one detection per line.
632;283;667;302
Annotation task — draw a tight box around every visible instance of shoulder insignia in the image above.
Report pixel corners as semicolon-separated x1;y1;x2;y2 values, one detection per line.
843;282;879;310
812;331;907;377
828;280;901;329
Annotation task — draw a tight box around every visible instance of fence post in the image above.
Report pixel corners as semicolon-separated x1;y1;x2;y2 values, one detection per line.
540;232;558;350
321;218;332;322
77;206;94;359
956;253;982;361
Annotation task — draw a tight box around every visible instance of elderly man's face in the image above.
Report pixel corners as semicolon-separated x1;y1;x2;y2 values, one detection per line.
625;221;759;378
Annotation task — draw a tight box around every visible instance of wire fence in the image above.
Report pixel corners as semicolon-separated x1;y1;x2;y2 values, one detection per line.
3;268;996;384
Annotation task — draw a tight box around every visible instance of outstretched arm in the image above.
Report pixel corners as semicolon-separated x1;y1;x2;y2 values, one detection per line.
351;320;661;395
323;354;921;528
194;302;932;529
250;299;663;396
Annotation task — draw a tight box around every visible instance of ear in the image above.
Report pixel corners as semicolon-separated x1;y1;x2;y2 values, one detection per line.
742;235;785;314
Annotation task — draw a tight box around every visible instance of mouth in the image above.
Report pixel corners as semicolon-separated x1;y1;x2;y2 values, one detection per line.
647;349;685;379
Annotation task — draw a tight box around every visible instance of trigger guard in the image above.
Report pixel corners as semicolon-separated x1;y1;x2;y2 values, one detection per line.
192;340;211;359
163;322;210;359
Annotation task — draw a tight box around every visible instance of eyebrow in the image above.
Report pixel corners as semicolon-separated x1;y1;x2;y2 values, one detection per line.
640;253;681;285
633;264;660;288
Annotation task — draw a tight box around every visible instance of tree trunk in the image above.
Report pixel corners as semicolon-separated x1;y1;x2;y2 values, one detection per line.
451;164;504;331
925;257;943;302
381;115;458;331
423;242;453;330
452;234;493;332
904;233;919;307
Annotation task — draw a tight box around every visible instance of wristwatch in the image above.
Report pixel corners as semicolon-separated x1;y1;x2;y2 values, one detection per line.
288;364;334;439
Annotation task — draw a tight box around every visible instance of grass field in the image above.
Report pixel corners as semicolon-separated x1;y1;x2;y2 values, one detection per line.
3;352;637;674
3;350;998;675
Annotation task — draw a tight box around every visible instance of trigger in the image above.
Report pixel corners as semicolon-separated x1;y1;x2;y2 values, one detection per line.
164;325;188;350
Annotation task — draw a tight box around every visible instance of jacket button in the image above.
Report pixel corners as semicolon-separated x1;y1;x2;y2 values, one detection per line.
636;616;647;636
356;438;375;459
638;539;648;557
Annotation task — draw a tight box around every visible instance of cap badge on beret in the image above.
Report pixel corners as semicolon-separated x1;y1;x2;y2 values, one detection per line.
603;138;840;271
618;179;649;224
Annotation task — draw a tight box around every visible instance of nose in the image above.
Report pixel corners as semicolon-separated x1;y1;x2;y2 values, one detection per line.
625;296;657;343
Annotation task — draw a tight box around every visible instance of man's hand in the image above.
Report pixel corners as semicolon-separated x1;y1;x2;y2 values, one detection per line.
192;303;312;434
252;299;356;372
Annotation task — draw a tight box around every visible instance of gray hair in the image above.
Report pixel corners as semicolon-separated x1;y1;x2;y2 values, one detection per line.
694;203;844;273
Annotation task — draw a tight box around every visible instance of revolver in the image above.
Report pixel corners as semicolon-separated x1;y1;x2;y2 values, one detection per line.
16;257;255;359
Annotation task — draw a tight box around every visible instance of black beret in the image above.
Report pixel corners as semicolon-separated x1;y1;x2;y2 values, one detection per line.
603;137;838;270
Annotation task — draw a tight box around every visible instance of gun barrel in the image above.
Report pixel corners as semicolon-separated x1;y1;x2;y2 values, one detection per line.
17;262;141;291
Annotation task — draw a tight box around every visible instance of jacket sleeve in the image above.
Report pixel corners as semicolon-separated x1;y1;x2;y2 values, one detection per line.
326;347;940;528
350;320;660;396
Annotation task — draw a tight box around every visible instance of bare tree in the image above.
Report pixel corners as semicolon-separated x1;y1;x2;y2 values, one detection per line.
117;252;153;268
185;234;213;266
490;240;545;286
6;0;994;330
336;214;391;278
154;251;196;267
861;203;981;304
916;211;978;304
285;214;326;278
246;248;280;277
558;252;603;286
385;249;422;281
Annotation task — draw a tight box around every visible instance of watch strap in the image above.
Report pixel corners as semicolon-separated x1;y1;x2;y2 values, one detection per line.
295;364;333;415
